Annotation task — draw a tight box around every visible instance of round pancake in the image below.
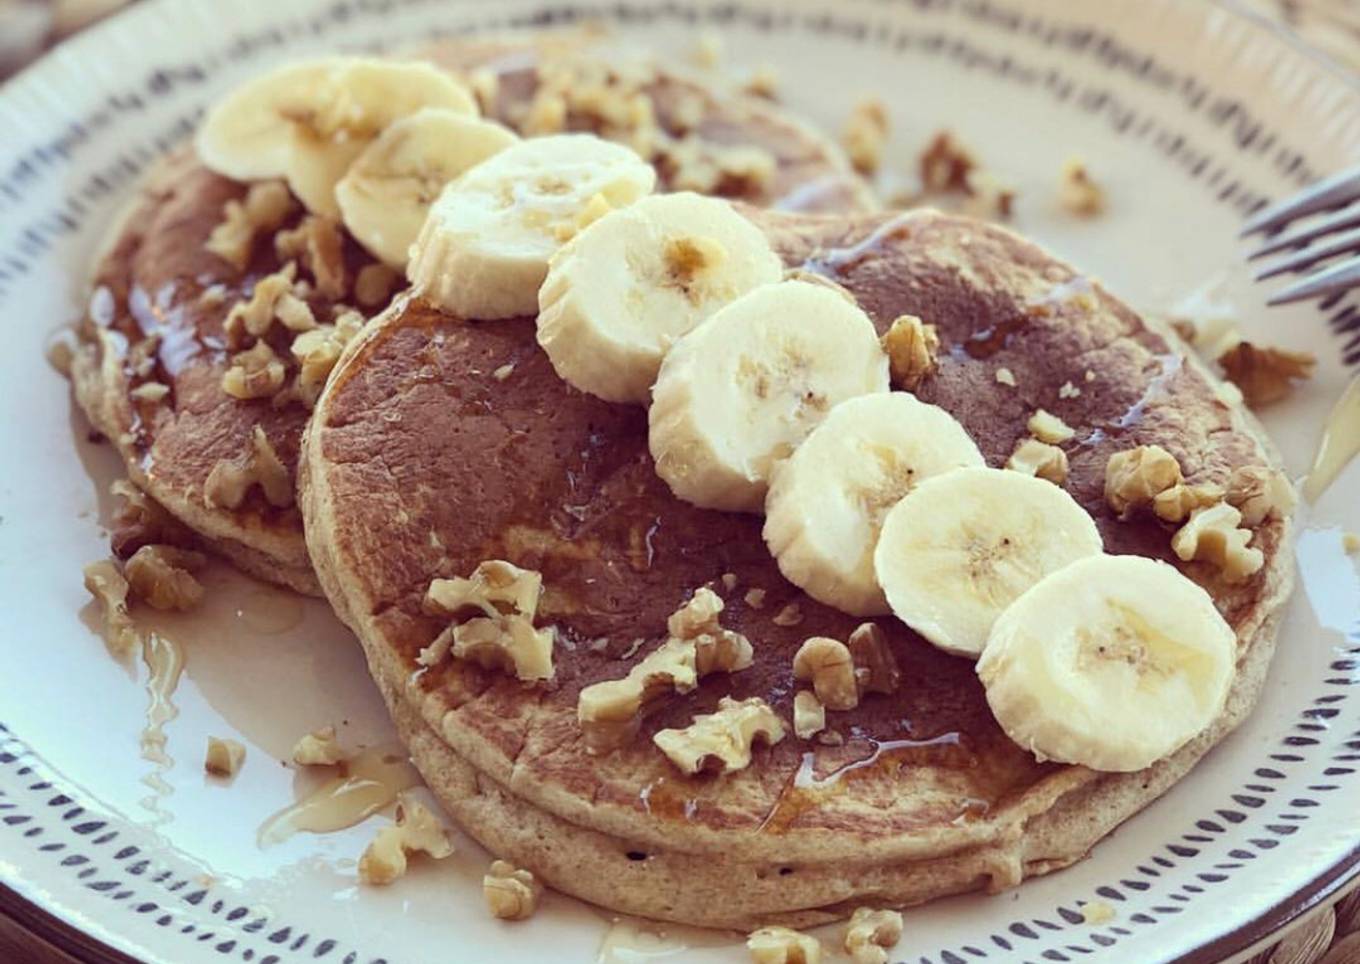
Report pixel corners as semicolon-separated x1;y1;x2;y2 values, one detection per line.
68;36;872;594
301;207;1294;924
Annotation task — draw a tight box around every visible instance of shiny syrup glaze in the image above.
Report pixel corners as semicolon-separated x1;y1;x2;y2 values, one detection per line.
138;631;185;823
256;746;420;845
1305;374;1360;501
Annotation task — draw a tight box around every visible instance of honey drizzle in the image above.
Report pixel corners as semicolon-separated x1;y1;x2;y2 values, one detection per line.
137;631;185;821
799;212;917;278
1305;375;1360;502
256;746;420;846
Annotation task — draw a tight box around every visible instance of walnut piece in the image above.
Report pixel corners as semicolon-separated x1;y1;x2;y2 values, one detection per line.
1006;438;1069;485
124;545;206;611
422;560;554;682
1217;341;1316;407
1027;408;1075;444
204;181;296;270
744;587;767;609
222;262;313;347
847;622;901;695
1343;532;1360;555
793;691;826;740
130;381;170;403
204;737;245;777
747;925;823;964
358;795;454;885
292;725;345;766
962;169;1015;220
222;339;287;400
1152;482;1225;524
110;479;193;558
82;559;139;654
743;64;780;100
653;696;786;775
354;262;401;309
577;588;753;753
1171;502;1264;582
994;367;1017;387
881;314;939;391
483;860;540;921
274;215;348;300
844;907;904;964
1226;465;1296;526
919;130;975;193
1104;444;1182;517
1058;158;1104;216
793;637;859;711
772;602;803;627
842;97;888;175
203;424;294;510
291;309;365;409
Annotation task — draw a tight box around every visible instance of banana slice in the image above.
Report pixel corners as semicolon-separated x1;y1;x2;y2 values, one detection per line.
197;57;477;217
874;466;1102;657
408;134;657;320
763;393;984;616
537;192;784;404
336;109;519;267
977;554;1236;771
649;280;889;513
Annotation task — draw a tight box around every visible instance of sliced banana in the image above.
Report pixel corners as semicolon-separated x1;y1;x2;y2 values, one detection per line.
336;109;519;267
874;466;1102;657
197;57;477;217
649;280;889;513
408;134;658;320
977;554;1236;771
537;192;784;404
763;393;984;616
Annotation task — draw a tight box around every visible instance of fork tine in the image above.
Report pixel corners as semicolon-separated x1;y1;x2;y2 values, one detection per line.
1240;165;1360;236
1255;226;1360;280
1247;204;1360;259
1267;254;1360;305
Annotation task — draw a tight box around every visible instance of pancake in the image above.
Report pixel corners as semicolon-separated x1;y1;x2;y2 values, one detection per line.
300;207;1294;926
68;35;872;594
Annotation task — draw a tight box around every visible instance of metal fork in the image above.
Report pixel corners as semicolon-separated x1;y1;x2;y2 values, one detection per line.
1242;166;1360;305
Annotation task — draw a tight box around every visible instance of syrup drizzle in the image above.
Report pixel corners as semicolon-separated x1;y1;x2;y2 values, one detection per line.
1305;375;1360;502
137;631;185;822
798;212;917;278
257;746;420;845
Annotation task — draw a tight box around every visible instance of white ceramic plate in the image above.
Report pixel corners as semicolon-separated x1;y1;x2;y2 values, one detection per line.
2;1;1359;961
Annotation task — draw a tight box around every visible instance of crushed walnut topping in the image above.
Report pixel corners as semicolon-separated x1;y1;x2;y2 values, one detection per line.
274;215;348;300
660;135;777;196
130;381;170;403
742;64;780;99
353;263;400;309
842;97;889;175
1152;482;1225;524
222;339;287;400
205;181;296;270
577;588;753;754
772;602;803;627
1058;380;1081;400
223;261;313;347
124;545;205;611
653;696;786;775
466;67;499;113
919;130;976;194
962;169;1015;220
422;560;554;682
1006;438;1069;485
110;479;193;558
1104;444;1182;517
1058;158;1104;216
292;725;345;766
847;622;901;695
743;587;767;609
881;314;939;391
204;424;294;510
483;860;540;921
1172;502;1264;582
720;572;739;591
747;925;823;964
204;737;246;777
1226;464;1296;526
1217;341;1316;407
83;559;139;654
793;636;858;711
844;908;904;964
492;363;515;382
994;367;1017;387
1027;409;1075;444
358;795;454;885
290;309;365;409
793;690;826;740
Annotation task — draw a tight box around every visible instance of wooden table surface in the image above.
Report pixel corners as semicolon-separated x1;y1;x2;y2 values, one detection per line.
2;2;1358;962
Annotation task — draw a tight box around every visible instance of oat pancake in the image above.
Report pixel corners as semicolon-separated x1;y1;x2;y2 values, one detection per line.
69;36;872;594
301;207;1293;926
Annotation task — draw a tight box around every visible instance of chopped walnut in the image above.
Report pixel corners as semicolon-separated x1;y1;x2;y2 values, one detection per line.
919;130;976;193
842;97;889;175
492;363;515;381
422;560;553;682
222;262;303;346
483;860;540;920
1027;409;1075;444
274;215;348;300
1171;502;1264;582
130;381;170;403
747;926;823;964
994;367;1017;387
1006;438;1069;485
204;181;296;270
881;314;939;391
110;479;192;558
358;796;454;885
772;602;803;627
292;725;345;766
1152;482;1225;524
1058;381;1081;400
962;170;1015;220
524;89;568;134
667;586;723;638
203;424;294;510
204;737;246;777
124;544;206;611
1217;341;1316;407
692;32;722;68
1344;532;1360;554
847;622;901;695
793;637;858;711
742;64;780;99
744;587;767;609
844;907;904;964
1058;158;1104;216
1226;465;1296;526
221;340;287;400
661;135;776;195
426;560;543;623
290;309;364;408
1104;444;1183;517
82;559;139;654
354;263;400;308
653;696;786;775
793;691;826;740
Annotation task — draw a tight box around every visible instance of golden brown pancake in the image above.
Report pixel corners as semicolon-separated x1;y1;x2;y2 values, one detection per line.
68;36;873;593
300;207;1293;927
